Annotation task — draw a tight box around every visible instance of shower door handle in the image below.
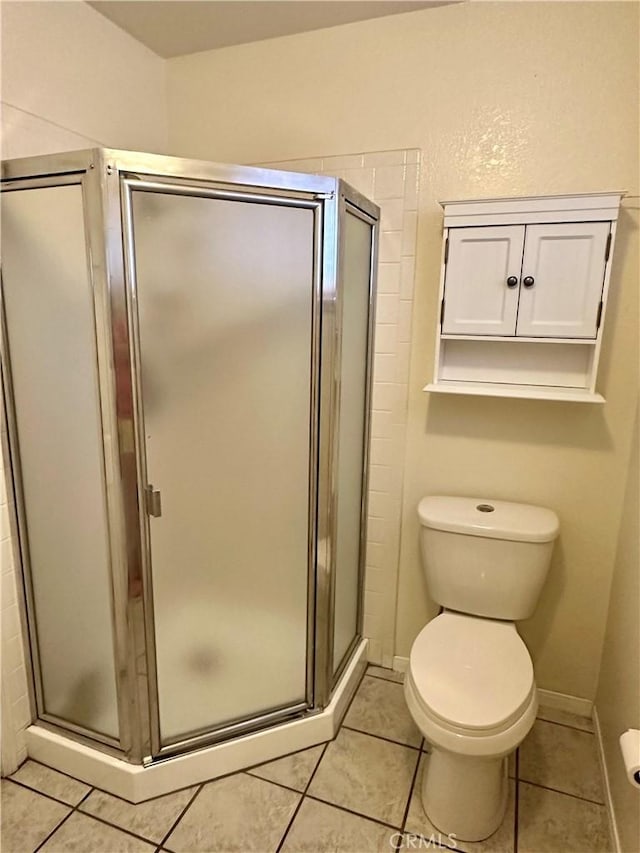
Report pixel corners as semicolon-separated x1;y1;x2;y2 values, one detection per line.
145;485;162;518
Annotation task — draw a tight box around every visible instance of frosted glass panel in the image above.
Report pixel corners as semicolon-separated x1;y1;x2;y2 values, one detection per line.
1;185;119;738
333;211;373;672
130;190;313;744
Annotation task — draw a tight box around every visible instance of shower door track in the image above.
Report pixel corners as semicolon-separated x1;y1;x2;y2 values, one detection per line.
150;701;312;762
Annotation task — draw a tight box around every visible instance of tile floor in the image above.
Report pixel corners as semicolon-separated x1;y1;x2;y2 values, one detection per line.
1;667;612;853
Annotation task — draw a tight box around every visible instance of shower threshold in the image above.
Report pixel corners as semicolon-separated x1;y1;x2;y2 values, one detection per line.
23;640;367;803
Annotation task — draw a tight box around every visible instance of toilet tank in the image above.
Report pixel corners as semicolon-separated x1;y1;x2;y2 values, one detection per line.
417;496;559;621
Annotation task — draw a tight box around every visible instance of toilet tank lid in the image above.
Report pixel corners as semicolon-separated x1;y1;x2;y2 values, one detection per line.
417;496;559;543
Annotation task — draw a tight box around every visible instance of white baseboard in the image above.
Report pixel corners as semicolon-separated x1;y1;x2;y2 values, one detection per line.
27;639;367;803
593;706;621;853
536;688;593;718
392;655;409;673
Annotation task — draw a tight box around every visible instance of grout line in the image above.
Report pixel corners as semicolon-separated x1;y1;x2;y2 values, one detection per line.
305;792;403;833
244;771;308;798
36;703;587;811
365;672;405;685
536;715;595;735
33;786;94;852
157;782;204;850
4;776;85;810
276;670;405;852
10;699;598;851
46;739;330;809
396;746;422;848
275;742;328;852
32;812;78;852
86;778;198;807
11;757;94;789
518;778;605;807
244;741;329;769
66;807;166;848
341;724;421;751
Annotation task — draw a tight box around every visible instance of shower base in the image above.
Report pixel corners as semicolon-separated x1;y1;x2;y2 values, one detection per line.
24;640;367;803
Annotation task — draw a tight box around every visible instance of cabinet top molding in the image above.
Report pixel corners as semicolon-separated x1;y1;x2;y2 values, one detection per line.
440;192;624;228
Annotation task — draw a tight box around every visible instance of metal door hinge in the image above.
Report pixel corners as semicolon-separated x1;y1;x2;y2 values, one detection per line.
605;233;612;263
444;237;450;264
145;485;162;518
596;301;604;330
440;299;446;328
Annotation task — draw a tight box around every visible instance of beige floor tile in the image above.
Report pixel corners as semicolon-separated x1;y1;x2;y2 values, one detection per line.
164;772;299;852
518;782;611;853
308;727;418;827
536;705;594;733
519;720;604;802
367;665;404;684
405;754;515;852
79;786;197;844
248;744;325;792
1;779;70;853
344;675;421;747
9;760;91;806
281;797;398;852
40;812;154;852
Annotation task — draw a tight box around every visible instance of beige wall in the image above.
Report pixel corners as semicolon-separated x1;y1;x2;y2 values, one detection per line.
167;1;639;701
0;0;168;774
1;0;167;157
596;399;639;853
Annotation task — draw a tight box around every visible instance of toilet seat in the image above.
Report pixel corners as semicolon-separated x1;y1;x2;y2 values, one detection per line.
409;612;534;734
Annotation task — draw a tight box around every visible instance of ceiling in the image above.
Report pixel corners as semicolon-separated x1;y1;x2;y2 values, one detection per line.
88;1;453;59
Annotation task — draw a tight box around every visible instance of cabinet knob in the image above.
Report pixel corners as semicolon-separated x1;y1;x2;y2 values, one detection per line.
506;276;519;288
523;276;535;288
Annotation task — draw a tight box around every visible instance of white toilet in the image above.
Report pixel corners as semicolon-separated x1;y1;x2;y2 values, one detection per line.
405;495;559;842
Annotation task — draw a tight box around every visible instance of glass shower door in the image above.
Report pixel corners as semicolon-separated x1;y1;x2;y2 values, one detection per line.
125;184;317;749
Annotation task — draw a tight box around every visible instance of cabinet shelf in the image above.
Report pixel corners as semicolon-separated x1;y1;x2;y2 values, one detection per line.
428;192;622;401
425;381;605;403
439;334;597;345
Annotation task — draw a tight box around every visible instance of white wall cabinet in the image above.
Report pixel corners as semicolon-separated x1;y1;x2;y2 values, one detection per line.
427;193;622;402
515;222;610;339
442;225;524;336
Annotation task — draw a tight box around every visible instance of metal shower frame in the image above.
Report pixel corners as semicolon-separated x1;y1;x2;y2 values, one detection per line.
1;148;379;765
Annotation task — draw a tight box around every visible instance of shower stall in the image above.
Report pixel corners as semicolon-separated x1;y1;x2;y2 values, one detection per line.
0;149;378;794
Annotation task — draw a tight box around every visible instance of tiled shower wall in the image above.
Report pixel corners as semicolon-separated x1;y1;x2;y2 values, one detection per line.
258;150;420;666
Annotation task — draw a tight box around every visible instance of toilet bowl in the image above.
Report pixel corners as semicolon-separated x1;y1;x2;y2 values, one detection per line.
406;496;559;842
405;611;538;841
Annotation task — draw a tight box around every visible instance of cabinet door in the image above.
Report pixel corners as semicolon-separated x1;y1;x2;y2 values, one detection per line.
442;226;525;336
516;222;610;338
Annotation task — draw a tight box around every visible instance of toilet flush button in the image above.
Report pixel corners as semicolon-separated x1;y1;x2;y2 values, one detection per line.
476;504;495;513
